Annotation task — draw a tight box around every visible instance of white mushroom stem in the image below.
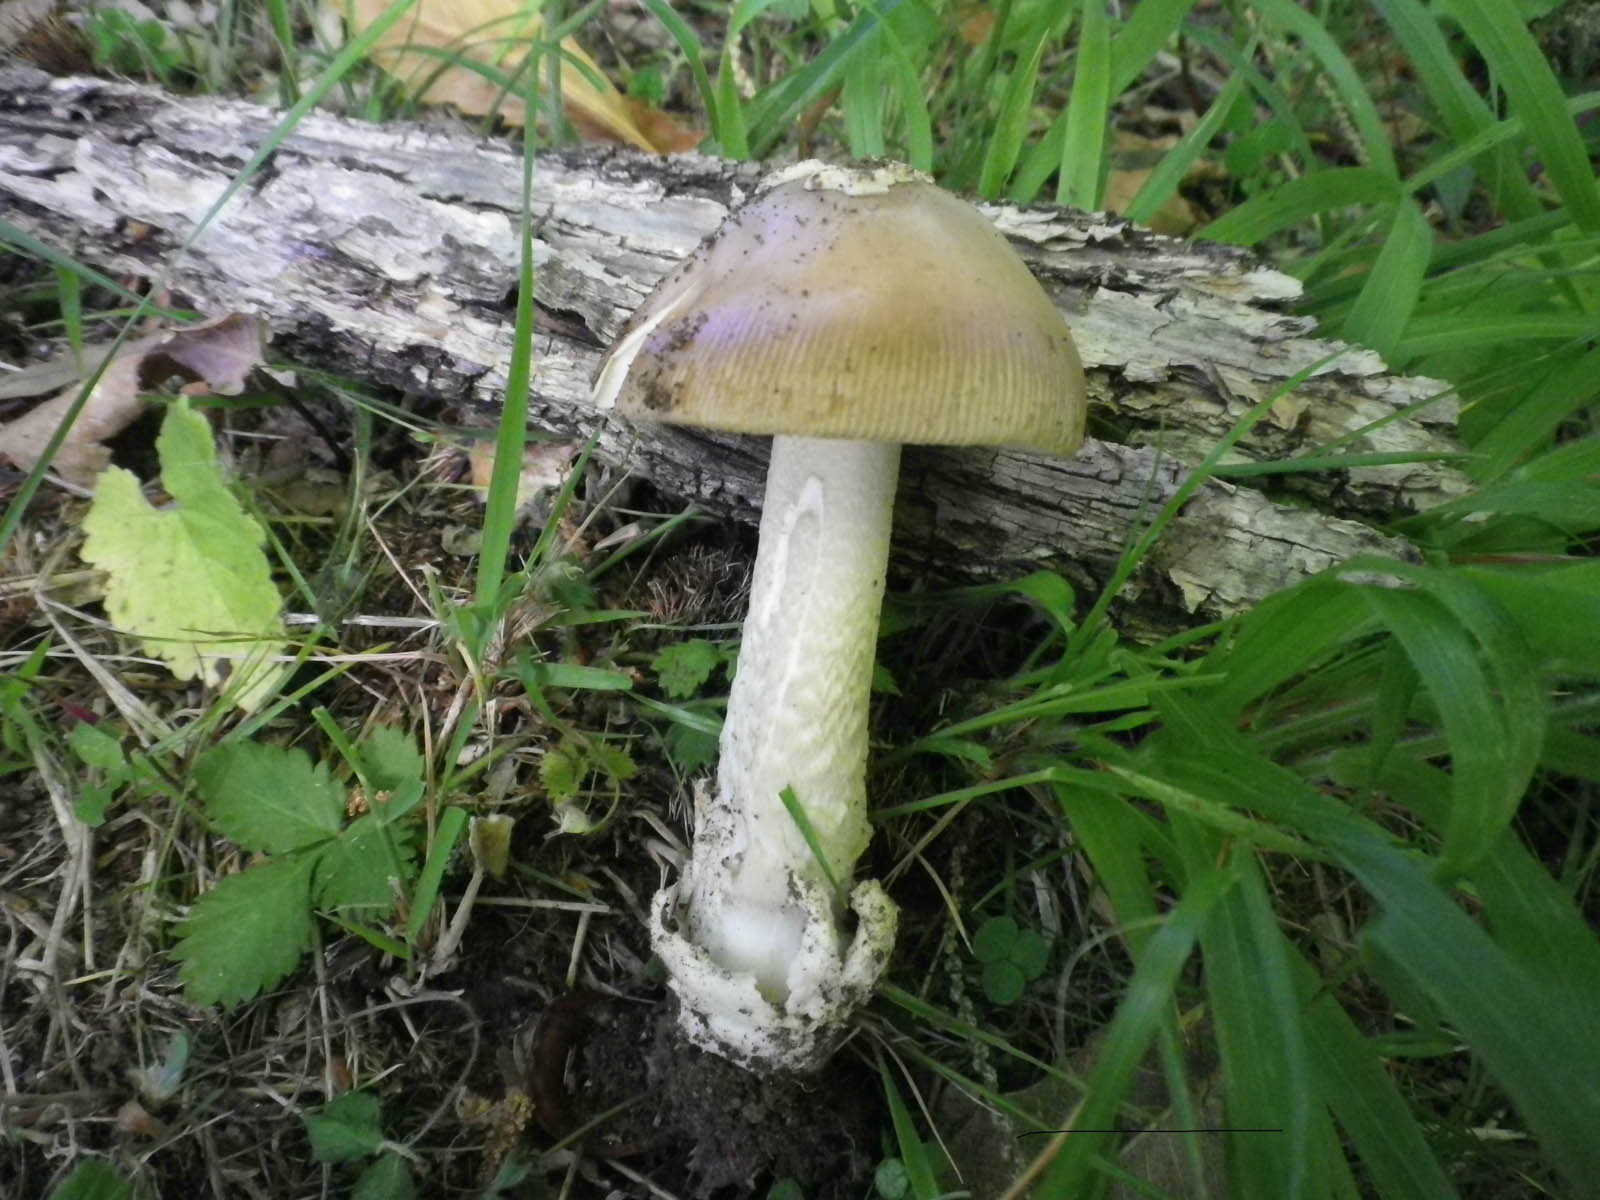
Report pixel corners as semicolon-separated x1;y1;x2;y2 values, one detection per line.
651;435;900;1070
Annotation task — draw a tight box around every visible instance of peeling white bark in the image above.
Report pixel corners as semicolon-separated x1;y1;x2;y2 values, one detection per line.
0;69;1469;634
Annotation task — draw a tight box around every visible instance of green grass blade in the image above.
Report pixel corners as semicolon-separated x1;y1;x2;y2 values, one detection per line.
1056;0;1111;210
876;1055;941;1199
977;19;1051;200
1354;568;1542;873
1201;168;1399;244
1342;199;1431;361
1180;848;1316;1199
1469;346;1600;481
1107;0;1195;95
637;0;719;143
405;805;468;943
1371;0;1539;219
1125;71;1247;226
1360;853;1600;1192
475;85;539;618
747;2;904;157
1438;0;1600;231
778;785;843;900
1251;0;1397;177
712;46;751;158
1032;860;1241;1192
1150;699;1600;1194
842;29;886;158
1297;949;1459;1199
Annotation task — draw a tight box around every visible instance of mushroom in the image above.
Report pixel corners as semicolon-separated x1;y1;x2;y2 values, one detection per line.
592;161;1087;1071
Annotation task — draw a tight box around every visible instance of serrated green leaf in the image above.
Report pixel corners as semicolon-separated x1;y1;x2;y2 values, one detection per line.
303;1090;384;1164
354;1151;417;1200
175;854;314;1006
972;915;1019;963
196;741;344;854
665;723;718;774
540;740;583;803
653;638;722;699
79;396;286;711
356;727;423;793
590;740;637;783
314;814;417;916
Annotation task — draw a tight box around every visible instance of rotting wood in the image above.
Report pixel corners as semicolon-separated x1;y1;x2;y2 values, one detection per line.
0;68;1467;633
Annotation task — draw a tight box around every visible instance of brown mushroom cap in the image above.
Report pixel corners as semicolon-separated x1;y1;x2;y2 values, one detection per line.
594;164;1087;457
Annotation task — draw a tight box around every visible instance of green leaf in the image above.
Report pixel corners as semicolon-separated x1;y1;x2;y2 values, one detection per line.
69;721;126;771
972;915;1019;964
982;959;1026;1005
1011;928;1051;980
79;396;286;711
196;741;345;854
75;782;115;827
356;727;424;793
590;740;638;783
303;1090;384;1164
46;1161;132;1200
353;1151;417;1200
314;814;417;916
653;638;722;699
873;1158;910;1200
540;740;583;803
521;661;634;691
175;854;314;1006
665;722;719;774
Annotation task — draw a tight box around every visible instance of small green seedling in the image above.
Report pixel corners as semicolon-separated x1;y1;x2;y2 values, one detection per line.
67;720;163;827
651;637;726;699
174;728;437;1005
539;733;638;834
972;915;1051;1006
302;1091;417;1199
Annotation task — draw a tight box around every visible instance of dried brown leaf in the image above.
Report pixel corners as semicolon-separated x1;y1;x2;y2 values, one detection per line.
0;314;266;485
344;0;700;153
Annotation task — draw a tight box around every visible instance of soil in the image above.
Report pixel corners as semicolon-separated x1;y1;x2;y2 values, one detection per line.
542;993;877;1197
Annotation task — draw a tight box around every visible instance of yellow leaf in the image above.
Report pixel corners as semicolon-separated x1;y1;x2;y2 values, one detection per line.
343;0;700;153
79;397;287;712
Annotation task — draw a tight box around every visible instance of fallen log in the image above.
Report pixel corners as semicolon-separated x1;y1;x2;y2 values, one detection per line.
0;66;1467;633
